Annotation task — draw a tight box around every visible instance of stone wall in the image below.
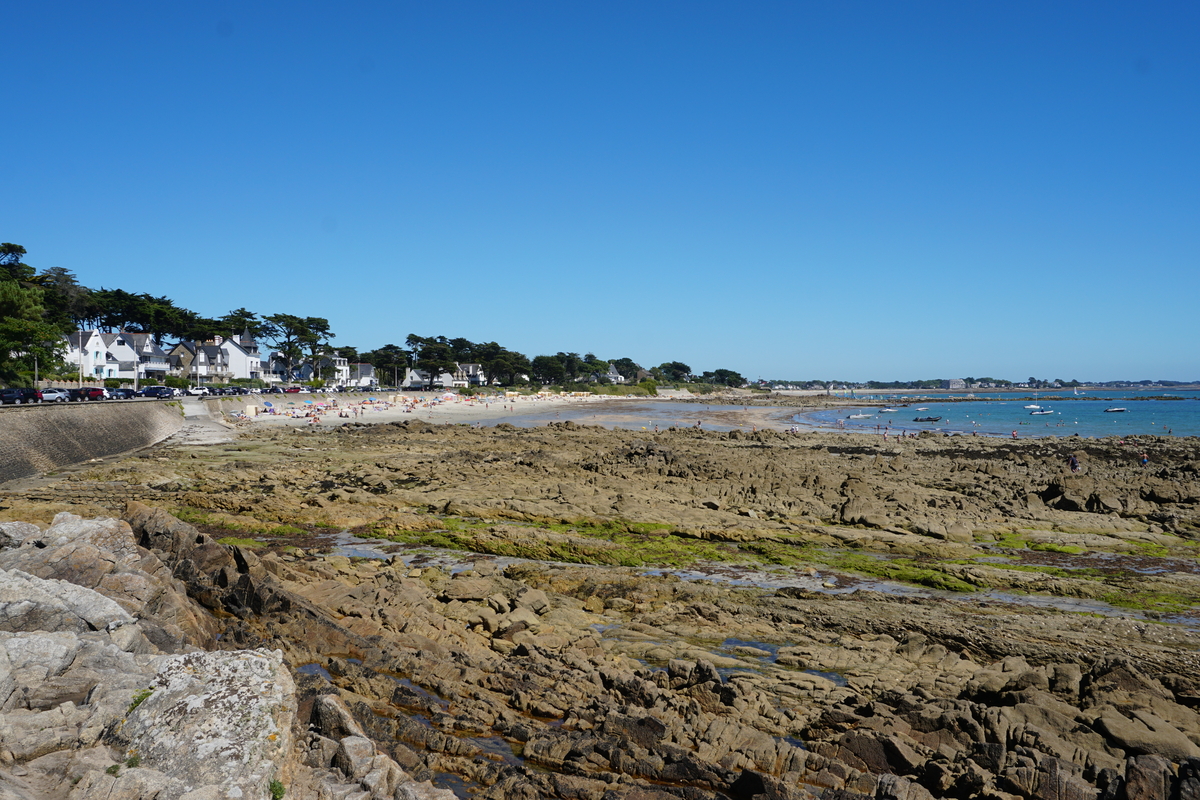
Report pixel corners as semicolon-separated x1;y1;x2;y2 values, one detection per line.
0;401;183;483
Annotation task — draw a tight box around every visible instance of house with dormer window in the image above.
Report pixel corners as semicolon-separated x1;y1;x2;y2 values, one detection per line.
62;330;170;383
168;342;231;385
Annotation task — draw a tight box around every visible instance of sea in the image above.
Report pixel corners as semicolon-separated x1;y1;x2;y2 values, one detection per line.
490;390;1200;440
798;390;1200;439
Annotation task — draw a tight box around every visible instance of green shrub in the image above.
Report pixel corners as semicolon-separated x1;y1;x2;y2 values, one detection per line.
269;779;286;799
106;765;120;776
125;753;141;768
163;376;188;389
127;687;153;714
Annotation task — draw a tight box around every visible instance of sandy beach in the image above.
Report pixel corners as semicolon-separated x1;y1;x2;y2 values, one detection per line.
242;391;810;434
246;391;617;428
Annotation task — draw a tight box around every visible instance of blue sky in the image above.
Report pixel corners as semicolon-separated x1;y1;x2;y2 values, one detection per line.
5;2;1197;382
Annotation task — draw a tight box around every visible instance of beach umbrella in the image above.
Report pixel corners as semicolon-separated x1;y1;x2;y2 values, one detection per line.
262;401;273;408
304;400;314;405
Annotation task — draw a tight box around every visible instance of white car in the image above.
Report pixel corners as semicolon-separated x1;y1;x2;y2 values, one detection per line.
185;386;209;396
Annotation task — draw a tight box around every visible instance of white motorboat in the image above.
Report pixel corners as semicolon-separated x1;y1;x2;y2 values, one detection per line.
1104;407;1127;413
848;413;873;419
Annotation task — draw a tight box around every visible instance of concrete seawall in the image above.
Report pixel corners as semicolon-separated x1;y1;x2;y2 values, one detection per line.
0;401;184;483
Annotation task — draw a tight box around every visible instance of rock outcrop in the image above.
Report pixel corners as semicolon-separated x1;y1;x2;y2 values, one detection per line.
0;513;453;800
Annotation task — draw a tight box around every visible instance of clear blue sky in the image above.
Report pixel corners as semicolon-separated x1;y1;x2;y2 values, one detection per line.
5;2;1198;383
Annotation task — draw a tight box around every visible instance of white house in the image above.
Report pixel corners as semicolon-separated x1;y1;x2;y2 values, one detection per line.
347;363;378;388
604;364;626;384
401;368;456;390
298;355;350;385
214;331;262;381
260;352;294;385
63;330;108;380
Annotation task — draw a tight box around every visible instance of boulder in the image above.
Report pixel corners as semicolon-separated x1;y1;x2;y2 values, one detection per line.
1096;707;1200;761
1124;754;1174;800
0;569;133;634
113;649;296;797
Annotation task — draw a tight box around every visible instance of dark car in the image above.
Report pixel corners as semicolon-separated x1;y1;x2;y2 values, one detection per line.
109;388;136;399
136;386;174;399
69;387;107;401
0;387;40;404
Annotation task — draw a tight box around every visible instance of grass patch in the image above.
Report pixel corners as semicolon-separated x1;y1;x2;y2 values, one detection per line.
1131;541;1171;558
1029;542;1086;555
1100;590;1196;615
823;553;978;593
127;688;153;714
736;540;810;566
994;532;1030;550
216;537;266;548
172;507;306;537
364;517;739;568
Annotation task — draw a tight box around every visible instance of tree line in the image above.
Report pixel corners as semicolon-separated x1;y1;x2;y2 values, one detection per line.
352;337;746;389
0;243;747;389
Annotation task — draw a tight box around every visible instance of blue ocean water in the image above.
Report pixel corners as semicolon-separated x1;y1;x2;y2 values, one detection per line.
800;390;1200;439
480;392;1199;439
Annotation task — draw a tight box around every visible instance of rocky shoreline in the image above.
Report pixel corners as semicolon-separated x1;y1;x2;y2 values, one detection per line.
2;420;1200;799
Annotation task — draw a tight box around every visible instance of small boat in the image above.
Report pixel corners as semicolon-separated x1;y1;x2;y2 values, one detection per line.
1024;404;1041;409
915;407;929;411
1030;410;1053;416
879;408;897;413
848;413;873;419
1104;407;1127;413
913;416;941;422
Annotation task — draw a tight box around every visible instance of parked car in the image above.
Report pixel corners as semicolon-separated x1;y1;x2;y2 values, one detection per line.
69;387;107;401
283;386;302;393
0;387;41;404
38;388;71;403
109;388;136;399
264;387;285;394
136;386;174;399
185;386;209;396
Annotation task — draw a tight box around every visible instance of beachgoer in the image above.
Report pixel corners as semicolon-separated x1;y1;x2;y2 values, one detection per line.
1141;453;1149;467
1011;431;1018;439
1068;454;1079;473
